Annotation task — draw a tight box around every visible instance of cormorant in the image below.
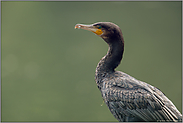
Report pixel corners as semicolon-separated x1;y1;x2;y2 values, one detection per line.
75;22;182;122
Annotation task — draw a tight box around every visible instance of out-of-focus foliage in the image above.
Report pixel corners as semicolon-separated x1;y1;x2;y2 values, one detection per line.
1;1;181;122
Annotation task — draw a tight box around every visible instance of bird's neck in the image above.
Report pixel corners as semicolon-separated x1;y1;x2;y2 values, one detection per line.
95;38;124;81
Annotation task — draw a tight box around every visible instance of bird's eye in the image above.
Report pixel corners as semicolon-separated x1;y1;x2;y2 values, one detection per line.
98;26;102;29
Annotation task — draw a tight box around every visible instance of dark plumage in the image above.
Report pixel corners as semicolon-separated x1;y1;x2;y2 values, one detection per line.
75;22;182;122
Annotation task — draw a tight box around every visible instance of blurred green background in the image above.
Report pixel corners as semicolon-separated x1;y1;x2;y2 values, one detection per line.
1;1;182;122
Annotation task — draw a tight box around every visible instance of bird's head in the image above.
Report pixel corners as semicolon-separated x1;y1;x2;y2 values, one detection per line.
75;22;123;44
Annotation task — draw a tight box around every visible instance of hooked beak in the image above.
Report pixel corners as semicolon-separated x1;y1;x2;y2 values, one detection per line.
75;23;103;36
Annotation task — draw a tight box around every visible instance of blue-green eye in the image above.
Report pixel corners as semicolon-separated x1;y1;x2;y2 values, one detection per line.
98;26;102;29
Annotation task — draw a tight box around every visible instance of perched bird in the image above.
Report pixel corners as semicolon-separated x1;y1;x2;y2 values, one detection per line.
75;22;182;122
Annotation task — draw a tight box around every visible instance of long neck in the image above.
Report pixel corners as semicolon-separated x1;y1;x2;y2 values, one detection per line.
95;38;124;75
